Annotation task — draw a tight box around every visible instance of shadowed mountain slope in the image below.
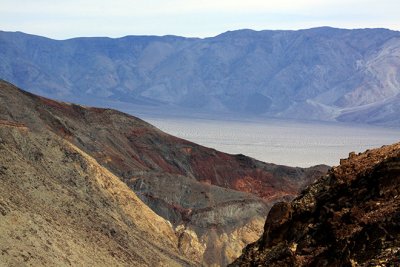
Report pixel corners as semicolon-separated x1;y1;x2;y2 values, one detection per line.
230;142;400;266
1;28;400;125
0;80;328;265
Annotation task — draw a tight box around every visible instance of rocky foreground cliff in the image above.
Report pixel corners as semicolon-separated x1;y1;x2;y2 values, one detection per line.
230;142;400;266
0;80;328;266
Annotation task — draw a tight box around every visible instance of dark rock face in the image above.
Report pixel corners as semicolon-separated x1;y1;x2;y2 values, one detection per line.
230;143;400;266
1;28;400;125
0;80;328;265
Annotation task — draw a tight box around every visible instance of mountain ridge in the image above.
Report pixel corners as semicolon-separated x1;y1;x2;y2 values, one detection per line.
0;80;328;265
1;27;400;126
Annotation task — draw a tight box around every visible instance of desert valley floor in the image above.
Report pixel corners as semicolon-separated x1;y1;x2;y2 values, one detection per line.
145;116;400;167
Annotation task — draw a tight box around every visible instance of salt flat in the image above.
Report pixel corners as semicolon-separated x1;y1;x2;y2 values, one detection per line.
144;116;400;167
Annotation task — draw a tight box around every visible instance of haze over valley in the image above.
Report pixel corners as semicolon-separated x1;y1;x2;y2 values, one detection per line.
1;27;399;168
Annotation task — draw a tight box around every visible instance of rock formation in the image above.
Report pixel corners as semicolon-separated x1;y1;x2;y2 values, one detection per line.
230;142;400;266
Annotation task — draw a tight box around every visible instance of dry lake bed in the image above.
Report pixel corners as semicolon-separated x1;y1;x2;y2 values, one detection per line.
144;116;400;167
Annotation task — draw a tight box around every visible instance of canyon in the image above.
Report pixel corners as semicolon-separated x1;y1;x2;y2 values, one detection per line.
0;80;328;265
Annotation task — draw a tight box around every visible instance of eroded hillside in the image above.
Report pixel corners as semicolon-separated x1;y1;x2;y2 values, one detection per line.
0;121;192;266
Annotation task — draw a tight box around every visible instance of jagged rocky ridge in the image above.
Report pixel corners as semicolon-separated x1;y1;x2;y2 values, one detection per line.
1;27;400;125
0;80;328;266
230;142;400;266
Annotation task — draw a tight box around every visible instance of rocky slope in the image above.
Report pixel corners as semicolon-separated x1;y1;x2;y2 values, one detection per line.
0;120;192;266
0;80;328;265
1;27;400;125
230;142;400;266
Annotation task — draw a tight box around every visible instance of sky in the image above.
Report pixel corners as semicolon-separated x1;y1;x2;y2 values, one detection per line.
1;0;399;39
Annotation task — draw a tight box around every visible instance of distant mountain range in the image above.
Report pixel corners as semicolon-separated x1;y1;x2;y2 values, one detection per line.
1;27;400;125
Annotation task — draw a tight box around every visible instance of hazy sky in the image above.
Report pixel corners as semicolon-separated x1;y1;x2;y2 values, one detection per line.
1;0;399;39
